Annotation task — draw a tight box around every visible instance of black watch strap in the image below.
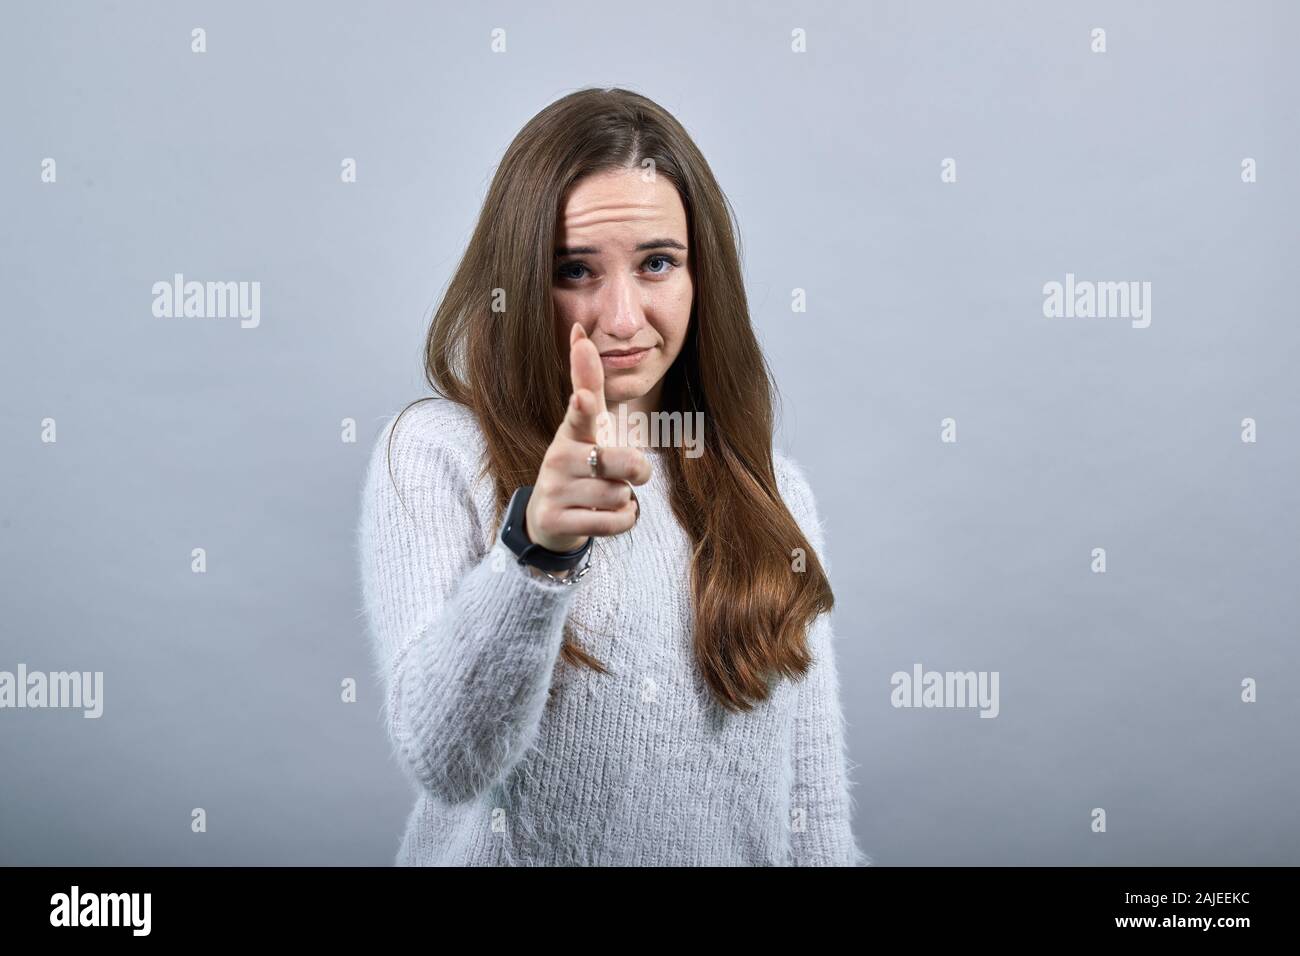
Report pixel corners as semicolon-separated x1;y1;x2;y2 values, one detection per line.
500;485;593;573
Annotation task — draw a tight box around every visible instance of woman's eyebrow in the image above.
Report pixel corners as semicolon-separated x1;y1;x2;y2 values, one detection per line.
555;238;688;257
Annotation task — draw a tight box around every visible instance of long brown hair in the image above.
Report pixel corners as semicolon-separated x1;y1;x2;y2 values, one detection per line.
388;87;833;712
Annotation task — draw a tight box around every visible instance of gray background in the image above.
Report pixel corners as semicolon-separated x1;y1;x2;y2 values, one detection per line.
2;0;1296;865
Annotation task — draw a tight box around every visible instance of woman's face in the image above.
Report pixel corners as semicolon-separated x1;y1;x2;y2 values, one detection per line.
552;167;693;412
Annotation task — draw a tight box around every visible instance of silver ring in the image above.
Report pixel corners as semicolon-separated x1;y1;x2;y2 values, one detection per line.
588;445;601;478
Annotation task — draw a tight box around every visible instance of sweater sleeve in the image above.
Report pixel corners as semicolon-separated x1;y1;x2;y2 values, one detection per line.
356;405;585;805
776;452;871;867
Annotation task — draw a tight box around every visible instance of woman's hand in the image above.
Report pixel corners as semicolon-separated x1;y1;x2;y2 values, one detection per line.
524;324;653;553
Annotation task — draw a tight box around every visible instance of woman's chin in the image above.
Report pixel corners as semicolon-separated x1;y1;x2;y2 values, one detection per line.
605;382;649;405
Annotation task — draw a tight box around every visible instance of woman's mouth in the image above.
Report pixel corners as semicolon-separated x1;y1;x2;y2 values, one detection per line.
600;347;652;369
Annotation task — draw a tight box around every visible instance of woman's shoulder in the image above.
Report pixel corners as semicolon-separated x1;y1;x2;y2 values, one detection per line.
356;398;497;567
363;397;488;494
772;448;827;556
772;448;817;516
377;397;483;457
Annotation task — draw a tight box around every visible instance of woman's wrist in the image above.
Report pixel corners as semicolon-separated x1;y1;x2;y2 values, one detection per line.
525;563;566;582
521;560;587;586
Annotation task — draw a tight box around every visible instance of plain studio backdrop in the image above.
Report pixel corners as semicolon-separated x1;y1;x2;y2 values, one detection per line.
1;0;1297;865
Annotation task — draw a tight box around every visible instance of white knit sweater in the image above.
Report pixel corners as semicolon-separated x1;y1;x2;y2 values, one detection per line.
356;398;868;866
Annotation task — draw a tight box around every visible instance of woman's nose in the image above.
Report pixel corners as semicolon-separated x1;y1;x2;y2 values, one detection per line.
594;273;643;339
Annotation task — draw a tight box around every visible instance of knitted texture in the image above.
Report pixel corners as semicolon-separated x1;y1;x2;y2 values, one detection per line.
356;398;869;866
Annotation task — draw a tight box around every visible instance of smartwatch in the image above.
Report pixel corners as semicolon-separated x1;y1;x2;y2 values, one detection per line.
500;485;593;574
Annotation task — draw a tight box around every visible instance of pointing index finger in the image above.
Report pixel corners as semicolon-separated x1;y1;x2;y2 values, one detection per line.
567;324;614;444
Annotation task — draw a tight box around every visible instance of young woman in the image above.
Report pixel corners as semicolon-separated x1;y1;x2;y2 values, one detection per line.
357;87;868;866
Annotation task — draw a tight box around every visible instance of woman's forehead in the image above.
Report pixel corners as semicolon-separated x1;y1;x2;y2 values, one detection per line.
559;169;686;237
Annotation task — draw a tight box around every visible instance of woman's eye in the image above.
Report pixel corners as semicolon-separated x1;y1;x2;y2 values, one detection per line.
557;255;679;283
644;254;679;275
